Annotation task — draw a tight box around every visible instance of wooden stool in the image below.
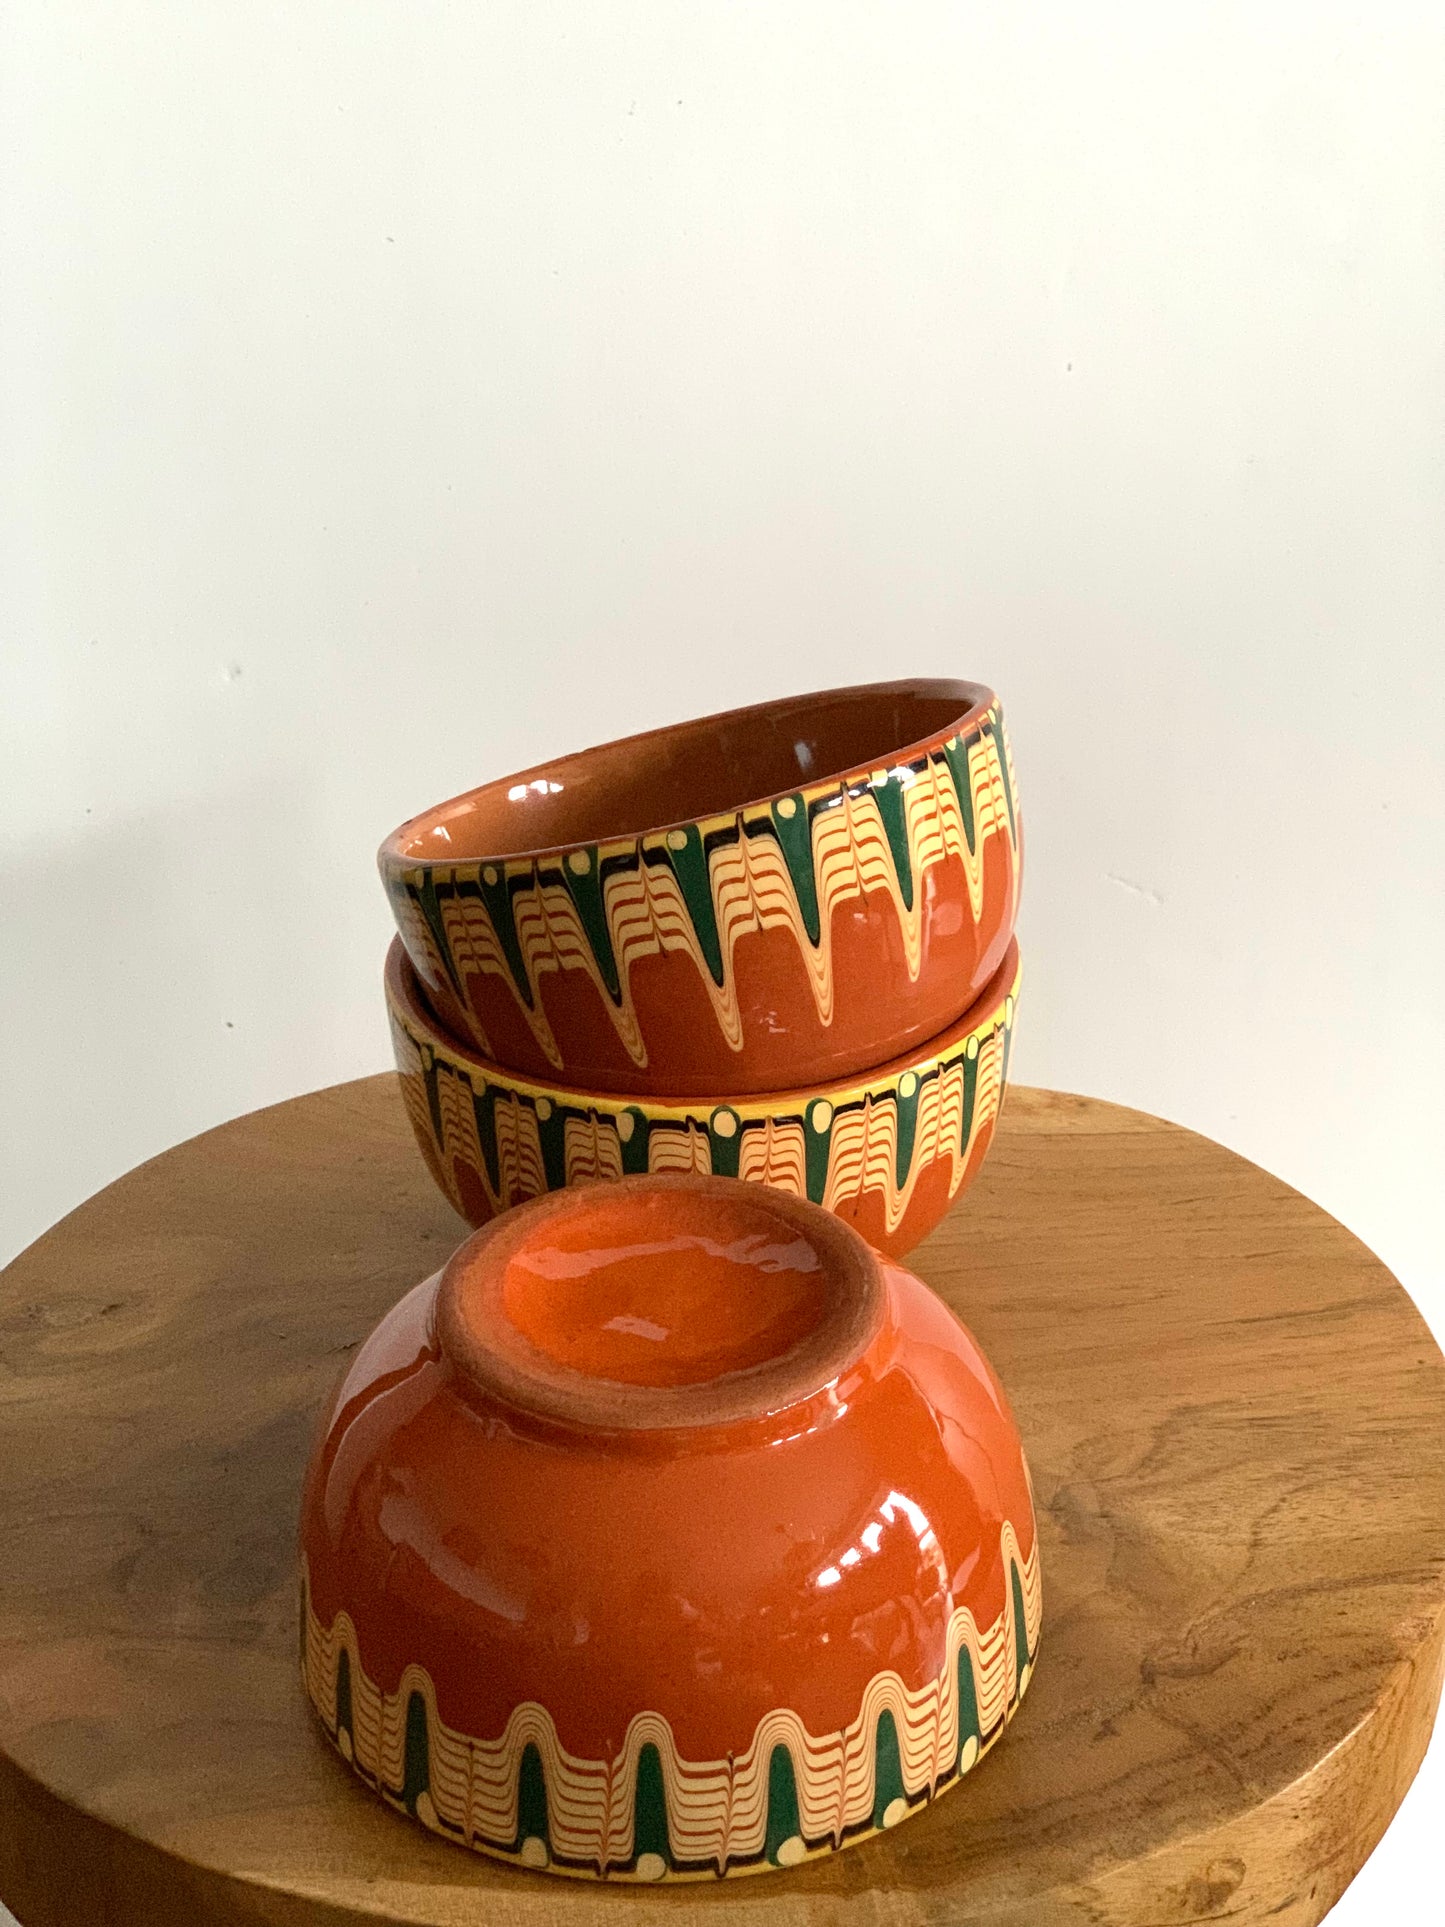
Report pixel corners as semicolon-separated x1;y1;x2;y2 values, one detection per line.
1;1081;1441;1926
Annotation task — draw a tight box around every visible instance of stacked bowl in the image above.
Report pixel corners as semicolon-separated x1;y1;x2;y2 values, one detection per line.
379;676;1023;1258
300;676;1038;1882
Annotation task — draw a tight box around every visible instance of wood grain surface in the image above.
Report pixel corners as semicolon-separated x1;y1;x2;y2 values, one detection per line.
0;1079;1441;1926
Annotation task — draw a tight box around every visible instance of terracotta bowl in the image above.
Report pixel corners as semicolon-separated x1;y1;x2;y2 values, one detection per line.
379;678;1021;1097
386;933;1021;1260
299;1174;1042;1880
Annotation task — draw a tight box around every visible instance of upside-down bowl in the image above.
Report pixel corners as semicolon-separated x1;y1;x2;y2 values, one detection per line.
299;1174;1041;1879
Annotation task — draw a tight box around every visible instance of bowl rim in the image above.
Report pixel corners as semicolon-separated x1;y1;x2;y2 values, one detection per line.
434;1173;888;1436
386;932;1021;1114
377;675;996;873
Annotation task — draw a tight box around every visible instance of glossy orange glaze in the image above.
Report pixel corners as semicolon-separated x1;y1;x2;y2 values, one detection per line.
299;1178;1037;1774
416;826;1020;1098
496;1190;831;1388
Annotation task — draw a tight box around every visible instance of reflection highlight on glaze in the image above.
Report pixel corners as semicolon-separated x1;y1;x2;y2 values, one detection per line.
815;1490;944;1593
499;1208;834;1389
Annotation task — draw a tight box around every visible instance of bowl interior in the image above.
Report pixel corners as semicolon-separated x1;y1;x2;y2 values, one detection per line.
386;677;987;865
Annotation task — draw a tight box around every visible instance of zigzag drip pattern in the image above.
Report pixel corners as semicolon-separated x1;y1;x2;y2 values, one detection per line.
302;1521;1040;1879
390;709;1019;1073
389;951;1018;1237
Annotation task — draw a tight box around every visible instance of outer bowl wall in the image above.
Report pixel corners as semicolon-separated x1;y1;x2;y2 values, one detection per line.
385;935;1021;1259
298;1191;1041;1880
380;680;1021;1096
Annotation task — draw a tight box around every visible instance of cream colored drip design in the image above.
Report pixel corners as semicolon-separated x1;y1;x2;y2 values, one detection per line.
392;1016;551;1213
428;1059;551;1214
737;1118;807;1198
902;734;1014;925
645;1123;713;1178
819;1027;1005;1237
812;782;926;977
604;855;746;1053
436;852;740;1074
518;880;650;1067
1002;719;1021;825
391;890;455;1018
302;1521;1040;1878
562;1113;624;1187
972;1022;1006;1137
428;893;509;1059
820;1096;902;1226
390;962;1018;1232
706;829;832;1025
908;1061;968;1203
401;713;1018;1074
493;1095;548;1205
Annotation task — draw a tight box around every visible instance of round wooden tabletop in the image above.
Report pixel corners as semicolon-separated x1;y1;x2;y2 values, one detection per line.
1;1081;1442;1927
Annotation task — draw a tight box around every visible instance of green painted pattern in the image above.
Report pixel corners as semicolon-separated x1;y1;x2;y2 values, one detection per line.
559;849;621;1001
334;1648;353;1752
475;868;535;1009
870;770;914;910
941;732;978;856
514;1741;549;1855
764;1744;802;1865
394;704;1016;1037
1011;1561;1031;1691
984;711;1019;844
409;875;468;1000
663;826;725;986
535;1101;569;1193
894;1075;921;1193
871;1708;907;1831
402;958;1019;1237
620;1108;651;1175
311;1504;1040;1880
770;797;820;944
410;874;466;994
471;1082;502;1195
420;1050;446;1153
707;1110;741;1179
805;1099;834;1205
401;1691;430;1816
633;1741;671;1868
956;1645;980;1762
958;1045;980;1157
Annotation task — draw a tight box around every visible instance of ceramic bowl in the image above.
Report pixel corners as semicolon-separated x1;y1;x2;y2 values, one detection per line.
299;1173;1042;1880
379;678;1021;1097
386;932;1021;1260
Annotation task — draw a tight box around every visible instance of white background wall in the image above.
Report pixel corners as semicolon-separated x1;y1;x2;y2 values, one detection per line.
2;6;1442;1920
